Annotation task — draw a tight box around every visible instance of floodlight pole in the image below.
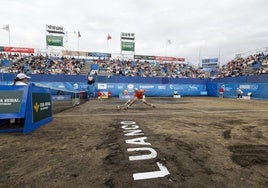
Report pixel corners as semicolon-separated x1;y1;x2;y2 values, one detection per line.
77;35;80;60
8;30;11;46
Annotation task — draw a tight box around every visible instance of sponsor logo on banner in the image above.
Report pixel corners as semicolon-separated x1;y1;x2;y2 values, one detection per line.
0;91;23;113
251;85;258;90
4;47;34;53
118;85;124;89
32;93;52;123
240;85;250;90
158;85;166;90
121;41;135;52
46;35;63;47
189;85;198;90
127;84;134;90
223;86;233;91
98;83;107;90
140;85;154;89
239;84;258;91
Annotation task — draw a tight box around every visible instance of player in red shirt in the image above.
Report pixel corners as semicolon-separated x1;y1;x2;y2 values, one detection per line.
117;88;155;109
219;86;224;98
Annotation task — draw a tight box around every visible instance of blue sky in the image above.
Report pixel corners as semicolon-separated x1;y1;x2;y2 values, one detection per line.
1;0;268;66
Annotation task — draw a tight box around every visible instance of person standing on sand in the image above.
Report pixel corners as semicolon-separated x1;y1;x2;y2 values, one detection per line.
219;86;224;98
236;88;243;99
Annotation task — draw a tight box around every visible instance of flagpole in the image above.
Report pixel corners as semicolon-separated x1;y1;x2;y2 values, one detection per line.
107;40;109;52
107;34;112;53
8;29;11;46
2;24;11;46
218;47;221;67
165;43;167;56
198;48;201;68
76;31;80;59
78;36;79;59
165;40;171;56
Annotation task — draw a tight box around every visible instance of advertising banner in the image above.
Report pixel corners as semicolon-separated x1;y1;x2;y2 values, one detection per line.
0;86;29;118
134;55;155;61
4;47;34;53
62;50;88;56
97;83;207;97
88;52;111;57
121;41;135;52
0;91;23;113
31;93;52;123
46;35;63;46
201;58;219;68
154;56;185;62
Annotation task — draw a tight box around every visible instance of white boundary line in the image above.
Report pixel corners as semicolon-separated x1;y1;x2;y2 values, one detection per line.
54;109;268;117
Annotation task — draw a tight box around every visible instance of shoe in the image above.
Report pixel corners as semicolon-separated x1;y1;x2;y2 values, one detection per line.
151;104;156;108
117;105;121;109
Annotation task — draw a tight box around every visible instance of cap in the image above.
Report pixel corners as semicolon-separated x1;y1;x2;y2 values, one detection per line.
16;73;31;79
134;88;138;91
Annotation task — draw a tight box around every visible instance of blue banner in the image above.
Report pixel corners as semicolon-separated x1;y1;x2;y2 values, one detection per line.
88;52;111;57
101;83;207;97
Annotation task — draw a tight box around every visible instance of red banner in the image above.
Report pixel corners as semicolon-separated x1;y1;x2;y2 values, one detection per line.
4;47;35;53
154;56;185;62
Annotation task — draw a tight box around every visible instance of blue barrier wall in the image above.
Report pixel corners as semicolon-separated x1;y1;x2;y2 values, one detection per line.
0;85;53;134
207;74;268;99
1;73;268;99
93;76;208;97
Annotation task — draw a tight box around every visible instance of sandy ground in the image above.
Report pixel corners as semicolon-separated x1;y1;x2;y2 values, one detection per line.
0;97;268;188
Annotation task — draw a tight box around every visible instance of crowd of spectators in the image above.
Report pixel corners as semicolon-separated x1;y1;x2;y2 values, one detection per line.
211;52;268;78
0;53;85;75
89;51;268;78
90;58;207;78
1;51;268;78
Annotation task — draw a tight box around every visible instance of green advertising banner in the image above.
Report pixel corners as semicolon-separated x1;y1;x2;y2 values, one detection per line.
46;35;63;47
0;91;23;114
32;93;52;123
121;41;135;52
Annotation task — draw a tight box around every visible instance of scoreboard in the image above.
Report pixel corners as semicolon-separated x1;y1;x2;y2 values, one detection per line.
201;58;219;68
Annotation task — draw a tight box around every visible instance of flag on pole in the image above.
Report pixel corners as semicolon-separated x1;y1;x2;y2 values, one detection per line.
2;24;10;32
78;31;81;38
107;34;112;40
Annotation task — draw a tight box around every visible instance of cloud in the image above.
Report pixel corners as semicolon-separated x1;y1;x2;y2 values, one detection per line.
1;0;268;66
